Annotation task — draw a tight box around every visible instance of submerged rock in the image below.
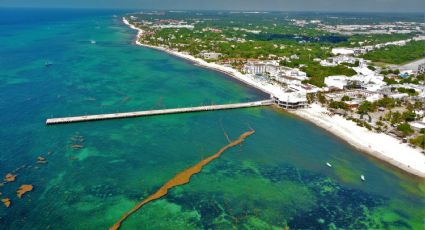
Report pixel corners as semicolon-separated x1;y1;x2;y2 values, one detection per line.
4;173;17;182
1;198;11;207
37;156;48;164
17;185;33;198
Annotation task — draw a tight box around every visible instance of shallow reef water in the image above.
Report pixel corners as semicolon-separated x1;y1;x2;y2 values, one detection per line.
0;8;424;230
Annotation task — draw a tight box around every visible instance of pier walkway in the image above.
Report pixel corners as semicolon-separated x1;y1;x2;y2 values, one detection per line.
46;100;273;125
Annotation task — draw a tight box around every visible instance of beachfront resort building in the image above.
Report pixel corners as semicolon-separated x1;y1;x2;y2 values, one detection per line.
243;61;280;75
242;60;309;109
243;61;306;77
243;61;309;86
272;92;308;109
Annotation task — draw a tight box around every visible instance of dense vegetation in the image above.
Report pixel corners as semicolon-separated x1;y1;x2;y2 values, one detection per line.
357;98;401;114
329;100;349;110
129;11;422;75
362;41;425;64
343;34;414;47
396;87;419;96
383;110;418;125
140;25;332;62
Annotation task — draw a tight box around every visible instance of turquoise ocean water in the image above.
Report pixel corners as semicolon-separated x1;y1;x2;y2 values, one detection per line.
0;8;424;229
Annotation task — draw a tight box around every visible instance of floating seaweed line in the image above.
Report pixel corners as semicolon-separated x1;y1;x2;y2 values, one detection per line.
110;130;255;230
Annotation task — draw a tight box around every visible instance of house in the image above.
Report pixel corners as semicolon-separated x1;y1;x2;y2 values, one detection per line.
200;52;222;60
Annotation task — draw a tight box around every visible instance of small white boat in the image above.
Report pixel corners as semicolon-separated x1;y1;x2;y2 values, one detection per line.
326;162;332;168
90;40;96;44
361;175;365;181
44;61;53;67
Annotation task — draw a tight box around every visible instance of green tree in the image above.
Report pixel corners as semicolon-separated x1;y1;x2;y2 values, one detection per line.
329;100;349;110
410;134;425;149
341;95;351;101
402;111;416;122
397;87;418;96
414;101;423;110
397;123;414;137
383;77;398;85
357;101;377;114
390;111;403;125
375;97;396;109
367;65;376;71
306;93;315;104
317;92;327;104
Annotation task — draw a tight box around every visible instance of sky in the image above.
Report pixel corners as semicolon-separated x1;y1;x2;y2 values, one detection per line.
0;0;424;12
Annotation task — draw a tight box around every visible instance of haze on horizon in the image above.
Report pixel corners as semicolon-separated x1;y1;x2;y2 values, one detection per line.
1;0;424;13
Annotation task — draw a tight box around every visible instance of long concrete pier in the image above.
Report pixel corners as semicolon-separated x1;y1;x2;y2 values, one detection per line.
46;100;273;125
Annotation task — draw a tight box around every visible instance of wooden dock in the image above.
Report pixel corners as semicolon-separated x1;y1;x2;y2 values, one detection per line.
46;100;273;125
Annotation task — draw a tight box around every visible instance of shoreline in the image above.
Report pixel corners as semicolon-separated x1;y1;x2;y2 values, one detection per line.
122;18;275;96
122;18;425;178
294;104;425;178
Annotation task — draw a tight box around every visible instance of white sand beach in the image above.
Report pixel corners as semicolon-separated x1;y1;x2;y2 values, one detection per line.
123;18;425;178
294;104;425;177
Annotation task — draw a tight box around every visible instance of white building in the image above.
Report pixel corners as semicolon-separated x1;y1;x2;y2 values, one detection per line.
272;92;308;109
243;61;281;75
320;55;361;67
331;48;355;55
351;65;386;91
275;70;308;85
388;93;409;99
200;52;222;60
152;24;194;29
325;75;349;89
353;65;374;76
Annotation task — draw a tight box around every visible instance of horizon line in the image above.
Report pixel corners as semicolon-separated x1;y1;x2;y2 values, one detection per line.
0;6;424;14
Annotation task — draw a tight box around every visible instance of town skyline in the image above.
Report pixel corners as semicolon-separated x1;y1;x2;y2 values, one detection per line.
1;0;424;13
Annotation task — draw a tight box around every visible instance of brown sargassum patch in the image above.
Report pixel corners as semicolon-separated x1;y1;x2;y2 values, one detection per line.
110;130;255;230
